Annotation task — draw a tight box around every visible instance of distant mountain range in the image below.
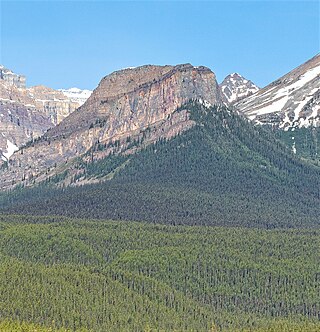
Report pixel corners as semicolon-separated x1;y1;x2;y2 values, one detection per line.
0;65;92;161
58;88;92;106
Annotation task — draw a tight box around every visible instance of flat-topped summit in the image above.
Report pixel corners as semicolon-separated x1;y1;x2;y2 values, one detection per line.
48;63;223;139
1;63;224;188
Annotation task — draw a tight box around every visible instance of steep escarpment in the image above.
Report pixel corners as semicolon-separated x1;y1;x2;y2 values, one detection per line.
49;64;222;138
1;64;223;189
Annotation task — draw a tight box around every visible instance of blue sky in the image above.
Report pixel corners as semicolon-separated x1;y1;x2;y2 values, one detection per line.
1;1;319;90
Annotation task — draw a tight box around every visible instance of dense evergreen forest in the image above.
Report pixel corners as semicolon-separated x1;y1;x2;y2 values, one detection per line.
0;102;319;331
274;126;320;164
1;102;319;228
0;215;319;331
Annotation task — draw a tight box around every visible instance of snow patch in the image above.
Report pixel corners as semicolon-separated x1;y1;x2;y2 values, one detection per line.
2;139;18;161
58;88;92;106
254;96;288;117
120;67;136;70
198;98;212;108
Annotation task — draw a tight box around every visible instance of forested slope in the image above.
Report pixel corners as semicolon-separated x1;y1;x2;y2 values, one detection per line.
1;102;319;228
0;215;319;331
274;126;320;163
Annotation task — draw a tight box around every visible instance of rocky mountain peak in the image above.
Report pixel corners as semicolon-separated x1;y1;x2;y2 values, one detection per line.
235;54;320;129
0;63;224;189
220;73;259;104
49;63;222;139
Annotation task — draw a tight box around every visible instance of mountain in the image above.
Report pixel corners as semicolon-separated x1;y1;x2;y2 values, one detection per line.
0;94;319;332
219;73;259;104
0;66;88;162
233;54;320;162
58;87;92;106
1;101;319;228
235;54;320;129
0;64;224;189
1;62;319;228
0;65;26;88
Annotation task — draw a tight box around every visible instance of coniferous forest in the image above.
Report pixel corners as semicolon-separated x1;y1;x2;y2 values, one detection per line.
0;103;319;331
0;215;319;331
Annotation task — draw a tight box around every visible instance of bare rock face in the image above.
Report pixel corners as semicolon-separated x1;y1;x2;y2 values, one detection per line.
0;66;84;161
27;85;80;124
50;64;222;138
235;54;320;129
220;73;259;104
0;82;79;161
1;63;223;189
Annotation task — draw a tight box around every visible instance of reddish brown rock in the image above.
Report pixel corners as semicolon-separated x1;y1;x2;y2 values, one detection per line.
1;64;223;189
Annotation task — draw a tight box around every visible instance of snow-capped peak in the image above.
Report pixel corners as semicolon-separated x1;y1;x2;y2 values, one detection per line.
220;73;259;104
235;54;320;129
58;88;92;106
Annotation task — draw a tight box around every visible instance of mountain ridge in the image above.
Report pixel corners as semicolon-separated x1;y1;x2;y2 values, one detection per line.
235;53;320;129
1;101;319;228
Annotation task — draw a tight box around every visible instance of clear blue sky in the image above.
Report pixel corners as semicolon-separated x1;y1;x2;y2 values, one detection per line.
1;1;319;90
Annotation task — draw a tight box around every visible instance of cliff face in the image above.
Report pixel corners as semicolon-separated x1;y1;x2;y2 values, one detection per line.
27;85;80;124
1;64;223;188
50;64;222;138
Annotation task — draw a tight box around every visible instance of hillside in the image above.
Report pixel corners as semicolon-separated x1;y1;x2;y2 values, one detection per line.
1;101;319;227
274;126;320;163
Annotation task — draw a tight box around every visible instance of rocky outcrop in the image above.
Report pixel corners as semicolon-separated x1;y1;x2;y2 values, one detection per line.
49;64;222;138
235;54;320;129
220;73;259;104
0;63;224;189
